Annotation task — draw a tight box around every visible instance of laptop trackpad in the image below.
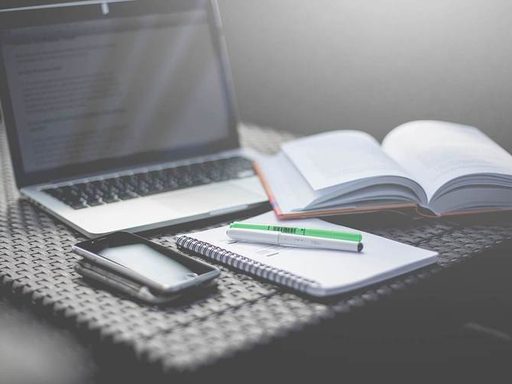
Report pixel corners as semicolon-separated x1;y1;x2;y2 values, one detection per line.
151;182;263;215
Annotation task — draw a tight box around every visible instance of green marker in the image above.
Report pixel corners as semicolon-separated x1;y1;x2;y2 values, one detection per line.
229;222;362;242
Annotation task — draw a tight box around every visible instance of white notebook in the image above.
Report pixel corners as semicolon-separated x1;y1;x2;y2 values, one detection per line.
176;212;438;297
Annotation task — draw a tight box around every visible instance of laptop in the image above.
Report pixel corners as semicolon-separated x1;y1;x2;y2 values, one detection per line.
0;0;267;237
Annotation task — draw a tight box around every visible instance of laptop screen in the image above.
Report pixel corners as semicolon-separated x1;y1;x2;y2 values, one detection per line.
0;0;239;186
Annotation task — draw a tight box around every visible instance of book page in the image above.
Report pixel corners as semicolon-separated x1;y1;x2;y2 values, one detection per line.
257;152;319;212
281;131;412;191
382;121;512;201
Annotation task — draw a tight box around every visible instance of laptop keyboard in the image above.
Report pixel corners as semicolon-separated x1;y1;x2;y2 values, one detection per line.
42;156;255;210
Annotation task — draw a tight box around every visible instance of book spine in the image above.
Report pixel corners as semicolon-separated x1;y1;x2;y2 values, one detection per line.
176;236;320;294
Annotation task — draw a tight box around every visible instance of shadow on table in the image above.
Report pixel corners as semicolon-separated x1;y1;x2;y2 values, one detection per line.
195;237;512;383
0;298;94;384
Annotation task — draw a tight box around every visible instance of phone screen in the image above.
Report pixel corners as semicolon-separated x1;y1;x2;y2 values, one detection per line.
99;242;199;287
74;232;217;290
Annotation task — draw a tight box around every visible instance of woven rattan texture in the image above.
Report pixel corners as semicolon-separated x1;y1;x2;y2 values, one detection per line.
1;124;511;373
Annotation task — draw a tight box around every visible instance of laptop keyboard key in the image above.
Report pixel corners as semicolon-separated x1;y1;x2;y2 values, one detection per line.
117;190;138;200
69;199;88;209
87;199;103;207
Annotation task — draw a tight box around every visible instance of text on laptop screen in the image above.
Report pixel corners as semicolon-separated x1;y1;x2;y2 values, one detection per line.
1;9;231;174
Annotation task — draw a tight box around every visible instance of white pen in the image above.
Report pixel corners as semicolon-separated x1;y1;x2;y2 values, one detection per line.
226;228;363;253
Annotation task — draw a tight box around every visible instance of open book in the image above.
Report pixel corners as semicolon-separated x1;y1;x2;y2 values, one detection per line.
256;120;512;218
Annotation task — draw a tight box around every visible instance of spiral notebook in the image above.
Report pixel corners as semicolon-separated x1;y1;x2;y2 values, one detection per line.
176;212;438;297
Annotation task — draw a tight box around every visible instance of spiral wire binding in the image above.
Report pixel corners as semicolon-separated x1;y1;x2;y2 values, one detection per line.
177;236;321;293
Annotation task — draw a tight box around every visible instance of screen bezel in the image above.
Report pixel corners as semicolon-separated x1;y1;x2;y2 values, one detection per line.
0;0;241;188
72;231;220;293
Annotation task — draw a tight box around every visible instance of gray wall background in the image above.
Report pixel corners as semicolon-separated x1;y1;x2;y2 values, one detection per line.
219;0;512;150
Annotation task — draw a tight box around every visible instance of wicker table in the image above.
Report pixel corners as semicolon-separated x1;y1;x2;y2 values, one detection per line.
1;124;512;381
